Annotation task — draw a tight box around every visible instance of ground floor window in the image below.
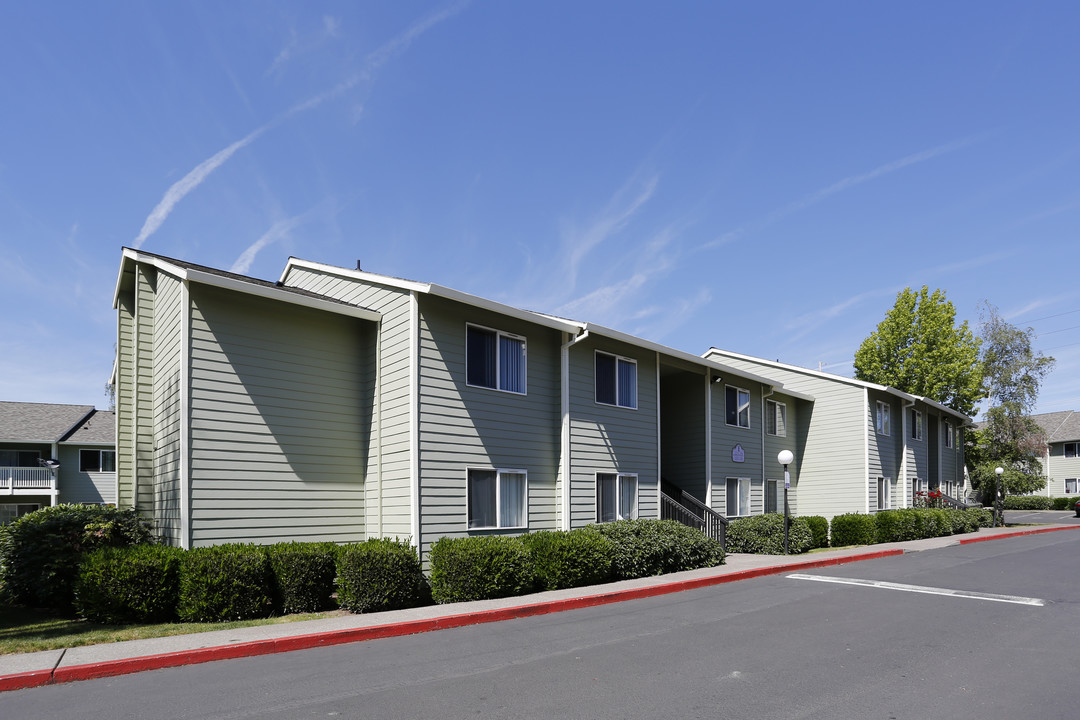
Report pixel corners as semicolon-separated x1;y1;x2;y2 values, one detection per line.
1066;478;1078;494
765;479;778;513
467;468;527;529
0;503;40;525
725;477;753;517
80;449;116;473
876;477;891;510
597;473;637;522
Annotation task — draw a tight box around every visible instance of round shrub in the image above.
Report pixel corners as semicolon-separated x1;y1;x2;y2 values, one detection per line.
177;544;274;622
428;535;534;604
1002;495;1053;510
522;529;614;591
337;538;429;613
74;544;183;623
0;504;152;611
589;519;725;579
1050;496;1080;511
266;542;339;614
964;506;993;528
830;513;877;546
726;514;812;555
803;516;830;549
874;509;921;543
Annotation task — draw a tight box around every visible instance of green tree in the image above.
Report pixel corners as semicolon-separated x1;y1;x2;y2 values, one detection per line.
854;286;983;416
969;303;1055;508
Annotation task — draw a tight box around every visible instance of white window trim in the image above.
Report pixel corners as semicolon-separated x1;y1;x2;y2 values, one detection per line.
725;476;753;517
596;472;638;522
876;476;891;510
1066;478;1078;494
465;323;528;395
79;449;116;473
766;399;787;437
910;409;923;441
944;420;954;449
726;385;752;429
594;350;638;410
876;401;891;436
466;466;528;531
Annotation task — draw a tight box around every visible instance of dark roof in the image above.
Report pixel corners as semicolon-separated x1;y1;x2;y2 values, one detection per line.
0;402;96;443
62;410;115;444
1028;411;1080;443
124;248;372;311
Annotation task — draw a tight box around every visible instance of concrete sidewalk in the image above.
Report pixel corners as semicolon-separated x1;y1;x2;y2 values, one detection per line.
3;523;1077;693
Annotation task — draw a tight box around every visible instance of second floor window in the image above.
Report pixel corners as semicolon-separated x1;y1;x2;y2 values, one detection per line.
944;420;954;448
910;409;923;440
1066;443;1078;458
595;351;637;408
80;450;116;473
466;325;526;394
727;386;750;428
766;399;786;436
876;401;891;436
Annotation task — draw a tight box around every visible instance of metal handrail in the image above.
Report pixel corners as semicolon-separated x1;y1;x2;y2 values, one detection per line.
660;490;727;549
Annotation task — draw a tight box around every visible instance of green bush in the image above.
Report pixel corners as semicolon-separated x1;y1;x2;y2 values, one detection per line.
1003;495;1053;510
964;506;993;528
1050;496;1080;511
589;519;725;579
726;514;812;554
830;513;877;546
265;542;339;614
874;509;921;543
916;508;951;538
428;535;534;604
177;544;274;622
0;504;152;611
522;529;614;591
803;516;830;549
337;539;429;613
74;544;183;623
944;508;969;534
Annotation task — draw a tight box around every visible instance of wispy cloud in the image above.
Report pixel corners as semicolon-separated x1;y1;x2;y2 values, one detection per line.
784;287;901;343
132;3;467;250
230;214;306;274
704;134;991;249
267;15;341;76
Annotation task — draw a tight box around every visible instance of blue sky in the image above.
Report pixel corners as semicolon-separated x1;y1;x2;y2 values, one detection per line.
2;1;1077;417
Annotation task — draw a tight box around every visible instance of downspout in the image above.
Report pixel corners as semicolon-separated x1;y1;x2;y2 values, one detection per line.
863;389;871;514
704;372;712;507
376;319;384;538
761;385;775;510
901;398;914;508
409;292;420;552
180;280;192;549
656;351;661;520
560;328;589;531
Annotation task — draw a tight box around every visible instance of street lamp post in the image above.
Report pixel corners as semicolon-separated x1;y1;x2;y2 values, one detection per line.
778;450;794;555
994;466;1004;528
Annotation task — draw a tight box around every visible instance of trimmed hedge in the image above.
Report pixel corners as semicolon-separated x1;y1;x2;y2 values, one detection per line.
428;535;534;604
803;516;830;549
177;544;275;622
74;544;183;623
337;539;429;613
266;542;339;614
589;519;725;579
874;509;922;543
830;513;877;546
1051;496;1080;511
0;504;152;611
522;529;614;591
1003;495;1053;510
727;514;812;554
965;506;993;528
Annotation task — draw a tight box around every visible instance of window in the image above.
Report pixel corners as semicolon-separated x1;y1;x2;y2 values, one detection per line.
765;479;778;513
0;504;40;525
79;450;116;473
595;352;637;409
0;450;41;467
596;473;637;522
876;477;890;510
912;477;924;497
1065;443;1078;458
766;400;787;437
875;401;891;436
1067;479;1078;494
725;477;751;517
726;386;751;428
467;468;527;529
944;420;954;449
466;325;526;394
910;409;923;440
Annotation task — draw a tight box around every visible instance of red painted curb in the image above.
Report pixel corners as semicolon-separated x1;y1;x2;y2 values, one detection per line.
956;525;1080;544
0;547;905;692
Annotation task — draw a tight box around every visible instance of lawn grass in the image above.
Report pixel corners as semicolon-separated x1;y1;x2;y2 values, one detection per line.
0;605;346;656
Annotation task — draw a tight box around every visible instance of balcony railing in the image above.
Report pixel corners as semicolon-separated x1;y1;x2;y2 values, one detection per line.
1;467;57;492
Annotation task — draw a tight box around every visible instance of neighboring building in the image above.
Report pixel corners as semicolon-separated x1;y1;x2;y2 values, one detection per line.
702;350;970;517
1027;411;1080;497
0;401;116;523
114;248;823;552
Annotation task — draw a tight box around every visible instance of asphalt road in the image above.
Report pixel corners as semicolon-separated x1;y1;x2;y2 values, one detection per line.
6;532;1080;720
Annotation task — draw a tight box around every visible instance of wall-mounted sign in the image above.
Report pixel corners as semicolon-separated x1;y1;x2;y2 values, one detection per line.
732;444;745;463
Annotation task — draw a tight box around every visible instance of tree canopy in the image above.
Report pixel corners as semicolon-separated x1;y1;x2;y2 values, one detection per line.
853;286;983;416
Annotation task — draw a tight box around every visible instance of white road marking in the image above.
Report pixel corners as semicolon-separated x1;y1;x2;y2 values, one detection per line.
787;573;1046;606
